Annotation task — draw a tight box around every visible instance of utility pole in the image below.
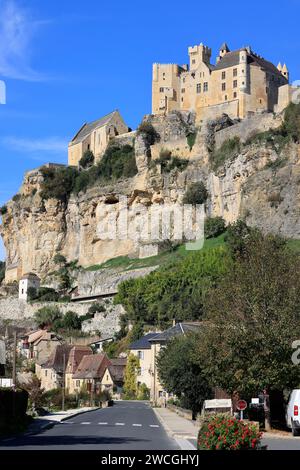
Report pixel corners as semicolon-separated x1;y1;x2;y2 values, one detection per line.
62;353;66;411
12;330;17;387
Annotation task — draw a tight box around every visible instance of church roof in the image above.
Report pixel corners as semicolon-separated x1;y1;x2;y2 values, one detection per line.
69;110;120;146
220;42;230;52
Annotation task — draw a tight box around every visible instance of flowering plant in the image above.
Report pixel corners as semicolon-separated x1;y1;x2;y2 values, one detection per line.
197;414;262;450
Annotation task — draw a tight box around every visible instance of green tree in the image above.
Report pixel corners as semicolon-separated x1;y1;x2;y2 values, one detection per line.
123;353;140;399
197;232;300;428
204;217;226;239
0;261;6;284
157;333;212;418
34;306;63;329
40;166;78;202
62;311;81;330
183;182;208;205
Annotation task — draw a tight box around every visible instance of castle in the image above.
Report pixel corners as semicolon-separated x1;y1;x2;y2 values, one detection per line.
152;43;294;121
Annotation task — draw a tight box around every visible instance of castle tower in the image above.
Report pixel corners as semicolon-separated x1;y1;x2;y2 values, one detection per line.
219;42;230;58
282;64;289;81
238;49;249;118
188;43;212;70
277;62;282;72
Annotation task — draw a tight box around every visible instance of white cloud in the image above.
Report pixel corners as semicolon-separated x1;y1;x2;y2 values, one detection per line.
0;0;49;81
1;136;68;156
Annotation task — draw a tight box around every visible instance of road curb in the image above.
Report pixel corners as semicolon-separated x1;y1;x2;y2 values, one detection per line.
25;407;101;436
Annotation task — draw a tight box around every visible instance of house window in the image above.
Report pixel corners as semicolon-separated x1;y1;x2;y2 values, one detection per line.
196;83;201;94
159;87;164;93
76;380;80;387
106;375;109;381
192;59;196;64
87;144;90;150
233;68;238;77
181;88;185;93
203;82;208;92
137;351;144;360
233;80;238;88
233;92;237;98
222;71;226;80
222;83;226;91
225;95;228;101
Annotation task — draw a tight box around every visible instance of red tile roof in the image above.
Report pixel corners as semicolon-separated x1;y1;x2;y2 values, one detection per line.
73;353;111;380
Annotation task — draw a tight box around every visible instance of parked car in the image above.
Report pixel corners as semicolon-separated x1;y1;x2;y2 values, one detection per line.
286;390;300;436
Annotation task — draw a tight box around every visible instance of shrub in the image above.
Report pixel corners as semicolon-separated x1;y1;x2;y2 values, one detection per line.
0;261;5;284
53;254;67;265
283;102;300;142
197;414;262;450
12;194;21;202
186;131;197;150
40;166;79;202
210;136;241;170
137;383;150;400
88;303;105;314
0;205;7;215
183;182;208;205
154;150;189;173
62;311;81;330
79;150;95;169
136;122;160;145
205;217;226;239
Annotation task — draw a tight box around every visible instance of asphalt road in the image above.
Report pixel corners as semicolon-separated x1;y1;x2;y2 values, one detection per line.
262;436;300;450
0;401;179;450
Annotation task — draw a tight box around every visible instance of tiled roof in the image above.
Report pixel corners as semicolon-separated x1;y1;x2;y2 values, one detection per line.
73;353;111;380
129;333;159;350
70;110;118;146
41;344;73;373
66;346;92;374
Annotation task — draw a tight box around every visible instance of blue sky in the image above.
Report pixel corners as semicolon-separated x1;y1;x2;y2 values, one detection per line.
0;0;299;260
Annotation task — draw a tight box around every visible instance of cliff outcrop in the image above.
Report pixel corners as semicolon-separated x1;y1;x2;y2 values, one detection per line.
1;109;300;282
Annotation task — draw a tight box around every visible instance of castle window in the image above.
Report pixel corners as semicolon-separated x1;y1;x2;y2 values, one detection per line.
203;82;208;92
192;59;196;64
234;92;237;98
196;83;201;94
222;71;226;80
159;87;164;93
233;80;238;88
181;88;185;93
225;95;228;101
233;68;238;77
222;83;226;91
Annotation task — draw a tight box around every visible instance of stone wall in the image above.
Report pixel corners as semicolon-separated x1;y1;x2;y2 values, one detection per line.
214;112;283;149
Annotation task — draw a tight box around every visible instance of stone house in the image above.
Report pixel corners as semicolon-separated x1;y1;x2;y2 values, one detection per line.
65;345;93;394
19;272;40;301
20;329;62;364
37;343;73;391
129;323;202;405
100;357;127;398
72;353;111;395
68;110;129;166
152;42;292;121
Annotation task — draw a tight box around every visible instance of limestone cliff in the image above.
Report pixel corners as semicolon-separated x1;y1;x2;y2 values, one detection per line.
1;110;300;282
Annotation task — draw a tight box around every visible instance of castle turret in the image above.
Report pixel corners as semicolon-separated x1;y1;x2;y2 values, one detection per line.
277;62;282;72
282;63;289;81
188;43;212;70
219;42;230;58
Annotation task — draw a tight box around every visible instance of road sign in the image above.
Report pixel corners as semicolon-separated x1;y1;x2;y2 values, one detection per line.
237;400;247;411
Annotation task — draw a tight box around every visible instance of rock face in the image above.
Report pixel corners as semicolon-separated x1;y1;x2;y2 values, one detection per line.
1;110;300;283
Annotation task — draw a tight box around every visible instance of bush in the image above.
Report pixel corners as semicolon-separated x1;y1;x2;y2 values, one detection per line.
61;311;81;330
0;205;7;215
12;194;21;202
53;254;67;265
40;166;79;202
79;150;95;169
205;217;226;239
88;303;105;314
137;122;160;146
0;261;5;284
137;383;150;400
283;102;300;142
155;150;189;173
197;415;262;450
210;136;241;170
186;131;197;150
183;182;208;205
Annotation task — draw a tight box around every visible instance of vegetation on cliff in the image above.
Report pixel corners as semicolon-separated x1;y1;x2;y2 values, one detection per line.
0;261;5;284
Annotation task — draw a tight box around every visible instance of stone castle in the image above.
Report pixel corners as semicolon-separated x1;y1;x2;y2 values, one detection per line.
152;42;294;121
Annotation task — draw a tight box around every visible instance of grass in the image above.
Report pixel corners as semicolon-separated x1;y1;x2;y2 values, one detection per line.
85;233;227;272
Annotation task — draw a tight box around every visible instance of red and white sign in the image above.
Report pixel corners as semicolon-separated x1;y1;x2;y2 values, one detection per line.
236;400;247;411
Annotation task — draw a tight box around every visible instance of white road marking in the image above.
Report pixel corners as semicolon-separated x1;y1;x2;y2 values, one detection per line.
81;422;91;424
150;424;160;428
98;422;108;425
62;421;74;424
132;424;142;427
115;422;125;426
